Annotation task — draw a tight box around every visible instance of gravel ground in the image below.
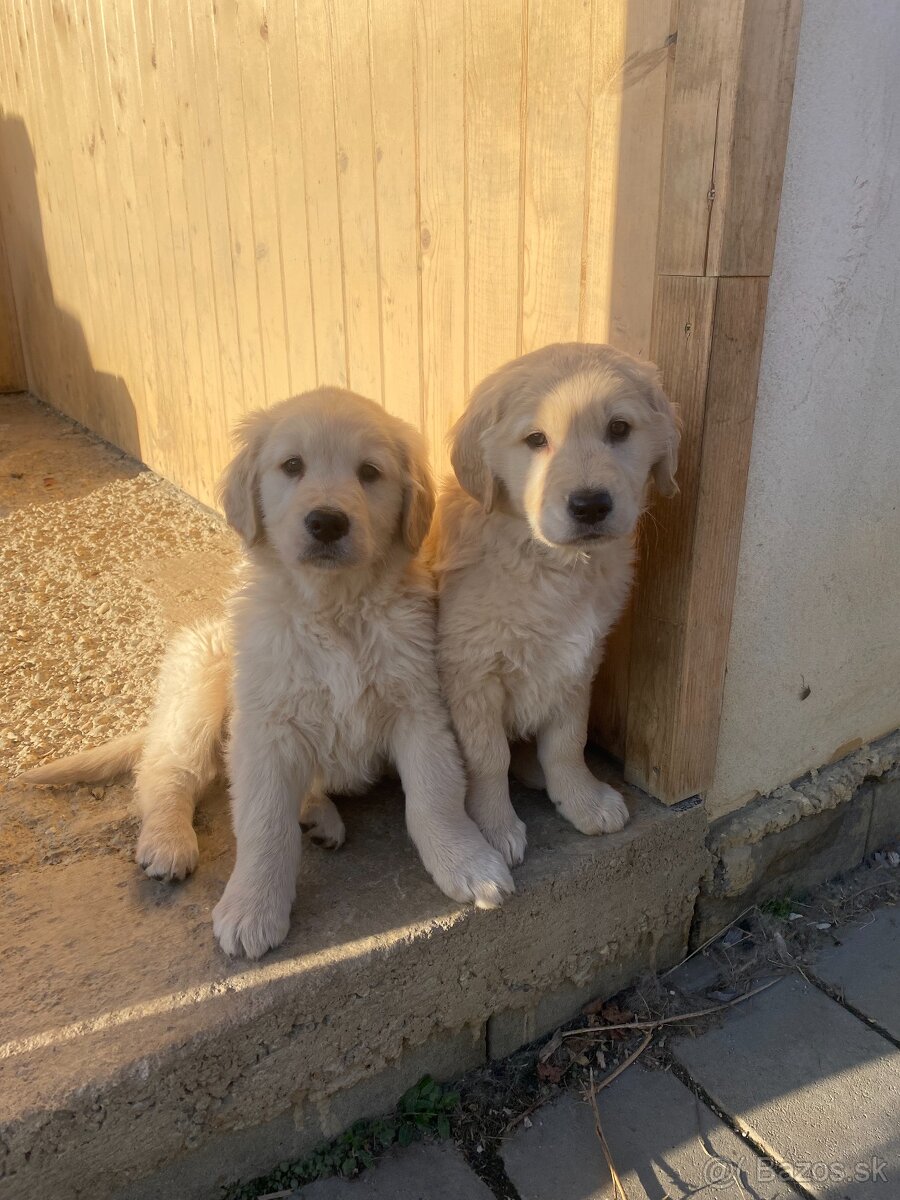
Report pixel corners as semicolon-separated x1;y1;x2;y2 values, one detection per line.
0;393;238;873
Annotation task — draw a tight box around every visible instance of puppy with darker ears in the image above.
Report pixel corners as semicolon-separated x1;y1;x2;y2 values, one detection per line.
427;344;680;866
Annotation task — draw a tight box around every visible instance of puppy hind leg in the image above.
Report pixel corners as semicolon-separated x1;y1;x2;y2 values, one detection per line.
509;739;546;791
136;623;231;881
300;785;346;849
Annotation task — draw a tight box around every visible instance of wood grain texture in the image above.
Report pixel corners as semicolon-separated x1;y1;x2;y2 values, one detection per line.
520;0;592;352
708;0;803;276
582;0;673;357
656;0;802;277
0;0;670;505
0;203;24;391
624;276;768;801
464;0;523;393
592;0;800;801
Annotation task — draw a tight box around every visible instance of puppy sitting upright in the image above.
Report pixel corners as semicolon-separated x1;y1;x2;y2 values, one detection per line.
23;389;513;957
427;344;679;867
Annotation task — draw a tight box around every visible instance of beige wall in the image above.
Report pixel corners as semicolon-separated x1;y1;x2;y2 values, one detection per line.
0;0;671;505
708;0;900;817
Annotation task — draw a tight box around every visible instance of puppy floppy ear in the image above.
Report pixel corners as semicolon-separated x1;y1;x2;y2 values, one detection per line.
636;361;680;498
217;410;268;545
449;373;506;512
396;424;436;553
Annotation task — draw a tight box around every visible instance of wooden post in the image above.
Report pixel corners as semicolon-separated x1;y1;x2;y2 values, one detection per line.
593;0;803;803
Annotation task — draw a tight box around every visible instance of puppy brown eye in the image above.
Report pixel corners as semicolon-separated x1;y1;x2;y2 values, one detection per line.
281;457;305;477
358;462;381;483
524;431;548;450
608;419;630;442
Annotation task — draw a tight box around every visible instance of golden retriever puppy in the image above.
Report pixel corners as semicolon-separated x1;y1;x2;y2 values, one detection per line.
22;389;513;958
427;344;679;867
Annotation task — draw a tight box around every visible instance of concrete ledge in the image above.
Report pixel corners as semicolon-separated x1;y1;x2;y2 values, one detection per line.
694;730;900;944
1;770;707;1200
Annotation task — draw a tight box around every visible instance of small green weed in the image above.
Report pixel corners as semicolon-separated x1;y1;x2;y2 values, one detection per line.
228;1075;459;1199
760;896;794;920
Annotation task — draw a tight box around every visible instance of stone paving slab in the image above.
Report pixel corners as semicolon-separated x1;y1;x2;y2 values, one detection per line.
501;1067;790;1199
812;907;900;1041
297;1142;493;1199
673;976;900;1198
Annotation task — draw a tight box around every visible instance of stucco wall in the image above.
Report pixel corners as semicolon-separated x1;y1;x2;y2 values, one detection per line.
708;0;900;818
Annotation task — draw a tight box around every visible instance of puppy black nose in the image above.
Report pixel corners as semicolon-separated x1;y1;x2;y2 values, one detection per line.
568;488;613;524
305;508;350;544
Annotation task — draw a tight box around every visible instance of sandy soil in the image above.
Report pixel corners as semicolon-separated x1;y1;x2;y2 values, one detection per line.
0;393;238;874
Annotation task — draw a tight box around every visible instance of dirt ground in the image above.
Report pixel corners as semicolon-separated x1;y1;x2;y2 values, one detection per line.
0;392;239;874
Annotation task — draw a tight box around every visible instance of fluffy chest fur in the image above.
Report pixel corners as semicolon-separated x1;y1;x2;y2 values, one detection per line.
228;560;436;791
431;488;634;737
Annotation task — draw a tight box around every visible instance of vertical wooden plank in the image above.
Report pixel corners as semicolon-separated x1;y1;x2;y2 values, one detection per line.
0;197;25;392
73;0;147;456
108;0;178;479
416;0;465;475
623;274;717;795
624;276;769;802
709;0;802;275
206;0;267;416
368;0;420;427
582;0;673;358
294;0;347;387
85;0;162;459
654;0;743;276
265;0;317;397
154;0;219;497
6;2;80;413
520;0;591;351
327;0;383;403
235;0;291;405
97;0;170;458
130;0;201;494
155;0;232;484
464;0;523;391
0;8;43;398
179;0;245;455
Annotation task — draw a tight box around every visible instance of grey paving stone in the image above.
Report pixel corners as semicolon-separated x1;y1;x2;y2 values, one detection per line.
297;1141;493;1199
673;976;900;1198
813;907;900;1041
501;1068;790;1199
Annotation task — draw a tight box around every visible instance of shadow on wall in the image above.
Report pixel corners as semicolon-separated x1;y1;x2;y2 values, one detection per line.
0;113;141;463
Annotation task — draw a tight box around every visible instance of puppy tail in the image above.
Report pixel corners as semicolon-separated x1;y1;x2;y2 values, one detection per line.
19;730;146;786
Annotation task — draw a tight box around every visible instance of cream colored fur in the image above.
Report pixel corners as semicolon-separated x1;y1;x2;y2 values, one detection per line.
427;344;679;866
23;389;513;958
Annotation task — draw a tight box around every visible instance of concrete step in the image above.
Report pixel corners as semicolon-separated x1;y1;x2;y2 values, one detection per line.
1;775;706;1200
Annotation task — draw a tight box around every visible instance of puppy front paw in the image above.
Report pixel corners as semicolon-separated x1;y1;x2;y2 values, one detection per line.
212;875;292;958
554;779;629;836
467;787;527;867
479;813;528;868
136;819;199;881
418;821;516;910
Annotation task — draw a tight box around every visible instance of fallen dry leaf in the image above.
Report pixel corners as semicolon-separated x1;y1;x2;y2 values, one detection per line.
536;1060;565;1084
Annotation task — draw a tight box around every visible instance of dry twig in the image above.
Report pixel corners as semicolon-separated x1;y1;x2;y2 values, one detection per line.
588;1066;630;1200
562;978;778;1040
